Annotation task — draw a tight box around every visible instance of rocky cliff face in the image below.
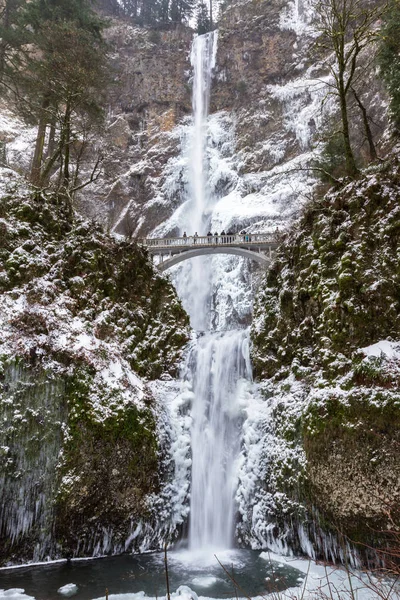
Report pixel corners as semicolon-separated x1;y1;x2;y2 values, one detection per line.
250;160;400;561
80;21;193;235
86;0;389;245
0;170;190;564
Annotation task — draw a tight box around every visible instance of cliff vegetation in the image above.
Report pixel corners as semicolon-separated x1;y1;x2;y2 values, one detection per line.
251;159;400;559
0;170;190;564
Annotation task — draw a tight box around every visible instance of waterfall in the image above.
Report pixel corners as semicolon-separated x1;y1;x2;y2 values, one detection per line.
172;32;219;332
189;31;218;232
173;31;252;552
188;330;252;550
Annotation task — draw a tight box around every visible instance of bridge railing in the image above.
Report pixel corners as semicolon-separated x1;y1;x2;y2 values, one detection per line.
138;233;276;249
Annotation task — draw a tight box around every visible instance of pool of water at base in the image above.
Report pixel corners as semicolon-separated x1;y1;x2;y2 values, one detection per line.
0;549;305;600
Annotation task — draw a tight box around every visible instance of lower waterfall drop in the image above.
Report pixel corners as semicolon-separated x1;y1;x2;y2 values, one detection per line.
188;330;252;550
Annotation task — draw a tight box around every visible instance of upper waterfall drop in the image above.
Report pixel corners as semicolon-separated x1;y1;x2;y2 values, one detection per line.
188;31;218;233
173;30;219;332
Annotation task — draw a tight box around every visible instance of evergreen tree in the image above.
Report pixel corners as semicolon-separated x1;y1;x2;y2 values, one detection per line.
196;0;210;34
0;0;24;83
118;0;194;26
10;0;108;187
169;0;194;23
379;0;400;131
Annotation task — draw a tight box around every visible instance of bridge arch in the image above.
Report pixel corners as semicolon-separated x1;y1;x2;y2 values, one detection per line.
157;246;271;272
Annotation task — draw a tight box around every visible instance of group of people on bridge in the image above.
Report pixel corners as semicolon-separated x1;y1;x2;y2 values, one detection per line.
182;230;254;244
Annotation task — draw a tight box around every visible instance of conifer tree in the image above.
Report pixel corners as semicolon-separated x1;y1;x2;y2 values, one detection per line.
9;0;108;187
0;0;24;83
196;1;211;34
118;0;194;25
379;0;400;131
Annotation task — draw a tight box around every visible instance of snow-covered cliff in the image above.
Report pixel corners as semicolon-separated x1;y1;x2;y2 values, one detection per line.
0;170;190;564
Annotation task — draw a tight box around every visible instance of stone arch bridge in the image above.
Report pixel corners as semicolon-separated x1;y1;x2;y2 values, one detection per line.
139;234;278;272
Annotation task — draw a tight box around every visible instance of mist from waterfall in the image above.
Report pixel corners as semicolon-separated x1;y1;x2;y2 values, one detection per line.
173;32;253;552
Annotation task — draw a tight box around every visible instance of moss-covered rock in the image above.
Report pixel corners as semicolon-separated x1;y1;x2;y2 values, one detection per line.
251;161;400;559
0;189;190;378
55;367;160;555
0;186;190;564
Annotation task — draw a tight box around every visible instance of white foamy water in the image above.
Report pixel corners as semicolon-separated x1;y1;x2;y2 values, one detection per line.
188;330;252;550
189;31;218;232
173;32;252;552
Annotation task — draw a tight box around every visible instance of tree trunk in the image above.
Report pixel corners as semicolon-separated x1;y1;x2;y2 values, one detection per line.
352;88;378;162
209;0;213;29
40;146;61;186
338;78;358;178
31;97;50;186
45;113;57;161
0;1;9;80
63;99;72;186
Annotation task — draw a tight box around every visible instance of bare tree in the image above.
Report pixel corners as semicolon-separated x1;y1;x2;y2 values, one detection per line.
313;0;386;177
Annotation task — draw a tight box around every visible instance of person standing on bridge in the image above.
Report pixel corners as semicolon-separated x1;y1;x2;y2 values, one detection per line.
207;231;212;243
194;232;198;244
214;231;219;244
183;231;187;239
221;230;226;243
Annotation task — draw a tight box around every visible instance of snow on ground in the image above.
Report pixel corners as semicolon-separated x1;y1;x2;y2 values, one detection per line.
0;107;36;173
262;553;400;600
0;592;35;600
360;340;400;360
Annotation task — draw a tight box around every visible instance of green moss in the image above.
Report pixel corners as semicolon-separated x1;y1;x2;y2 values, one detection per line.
54;367;160;551
303;390;400;456
251;163;400;554
252;163;400;380
0;189;190;376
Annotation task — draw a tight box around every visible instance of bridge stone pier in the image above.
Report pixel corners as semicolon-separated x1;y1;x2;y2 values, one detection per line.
139;234;278;272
